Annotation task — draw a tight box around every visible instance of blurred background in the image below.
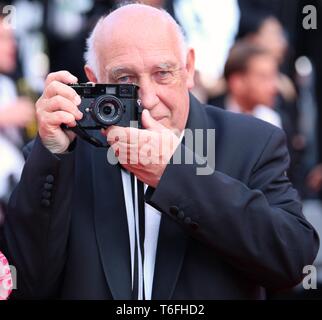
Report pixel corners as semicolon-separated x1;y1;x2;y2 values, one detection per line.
0;0;321;299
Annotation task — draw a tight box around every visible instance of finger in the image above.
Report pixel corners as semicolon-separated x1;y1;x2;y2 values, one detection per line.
107;126;153;145
45;110;77;127
106;126;131;144
104;125;120;136
45;71;78;87
141;109;165;132
109;141;128;164
44;81;81;105
45;95;83;120
109;139;141;164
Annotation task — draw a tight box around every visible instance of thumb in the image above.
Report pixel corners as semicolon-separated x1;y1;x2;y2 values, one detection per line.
141;109;165;131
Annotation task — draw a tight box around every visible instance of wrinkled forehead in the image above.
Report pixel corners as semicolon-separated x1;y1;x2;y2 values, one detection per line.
95;9;183;60
102;5;174;35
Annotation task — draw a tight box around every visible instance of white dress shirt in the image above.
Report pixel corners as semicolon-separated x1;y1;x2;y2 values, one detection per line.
121;170;161;300
226;95;283;129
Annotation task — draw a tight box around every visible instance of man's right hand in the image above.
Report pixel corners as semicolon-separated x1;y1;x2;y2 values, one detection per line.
36;71;83;154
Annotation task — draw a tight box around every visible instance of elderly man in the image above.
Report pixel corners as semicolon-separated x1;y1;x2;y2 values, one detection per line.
2;4;319;300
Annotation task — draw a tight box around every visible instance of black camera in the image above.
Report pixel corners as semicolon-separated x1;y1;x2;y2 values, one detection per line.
63;83;141;148
69;83;141;129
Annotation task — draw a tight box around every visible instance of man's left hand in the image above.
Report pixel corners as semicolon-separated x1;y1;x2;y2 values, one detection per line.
104;109;180;188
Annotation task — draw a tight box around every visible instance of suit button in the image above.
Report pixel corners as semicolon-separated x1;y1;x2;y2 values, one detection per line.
184;217;192;224
42;191;51;199
41;199;51;207
177;211;185;220
46;175;54;183
169;206;179;216
44;183;53;190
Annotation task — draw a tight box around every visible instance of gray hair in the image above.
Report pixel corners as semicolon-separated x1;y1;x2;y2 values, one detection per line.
83;3;187;80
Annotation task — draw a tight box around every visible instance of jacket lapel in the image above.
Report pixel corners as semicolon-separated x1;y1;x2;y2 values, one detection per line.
152;94;211;299
151;215;187;300
91;147;132;300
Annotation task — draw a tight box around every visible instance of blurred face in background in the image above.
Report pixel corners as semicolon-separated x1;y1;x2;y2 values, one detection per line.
251;17;288;65
0;18;16;74
229;54;279;111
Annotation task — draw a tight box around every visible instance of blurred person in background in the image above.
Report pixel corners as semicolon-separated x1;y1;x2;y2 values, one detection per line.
237;0;301;77
209;42;281;128
296;0;322;200
237;15;299;120
239;16;288;65
210;15;305;196
236;1;322;298
0;3;34;224
168;0;300;103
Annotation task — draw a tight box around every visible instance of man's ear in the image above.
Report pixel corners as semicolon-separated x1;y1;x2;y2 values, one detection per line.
186;48;195;89
84;65;98;83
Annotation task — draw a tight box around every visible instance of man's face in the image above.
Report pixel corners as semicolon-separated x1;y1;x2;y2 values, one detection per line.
0;19;16;74
87;12;195;133
240;55;278;108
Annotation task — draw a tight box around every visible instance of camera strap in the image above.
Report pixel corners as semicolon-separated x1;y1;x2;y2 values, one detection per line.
130;173;146;300
61;123;109;148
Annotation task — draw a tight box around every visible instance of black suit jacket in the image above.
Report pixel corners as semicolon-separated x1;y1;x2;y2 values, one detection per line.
2;95;319;300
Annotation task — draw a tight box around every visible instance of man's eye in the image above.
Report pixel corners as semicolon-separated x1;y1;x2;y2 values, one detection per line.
155;71;174;83
157;71;171;78
117;76;133;83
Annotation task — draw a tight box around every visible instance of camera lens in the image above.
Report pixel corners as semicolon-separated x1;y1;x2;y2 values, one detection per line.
102;104;114;116
93;95;124;126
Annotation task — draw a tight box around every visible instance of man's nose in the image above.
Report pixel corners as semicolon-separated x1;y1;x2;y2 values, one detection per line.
138;79;160;110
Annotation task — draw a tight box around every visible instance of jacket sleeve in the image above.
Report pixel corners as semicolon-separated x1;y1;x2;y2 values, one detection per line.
2;136;75;299
145;127;320;290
